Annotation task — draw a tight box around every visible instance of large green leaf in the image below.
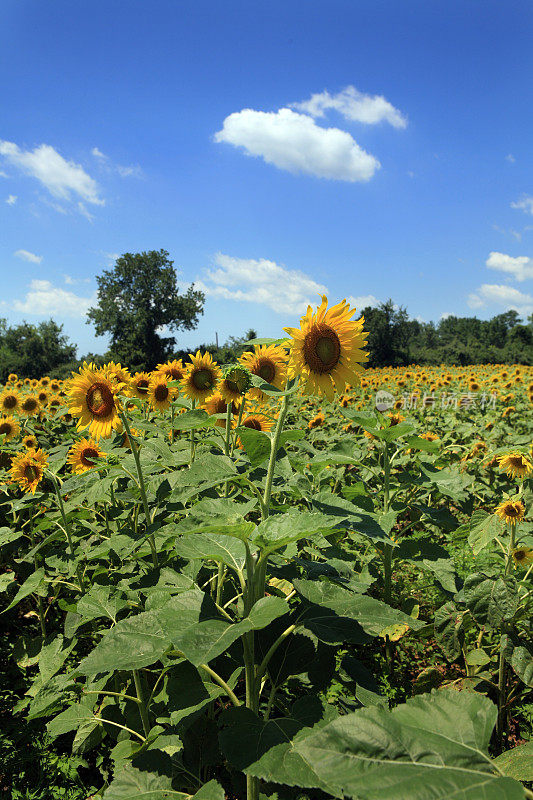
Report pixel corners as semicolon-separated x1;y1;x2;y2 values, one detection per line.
434;601;464;661
464;574;519;627
237;426;272;467
174;533;247;572
395;538;458;593
251;509;340;553
3;568;47;612
293;580;423;637
103;765;224;799
492;741;533;781
466;511;503;555
286;690;524;799
311;493;394;543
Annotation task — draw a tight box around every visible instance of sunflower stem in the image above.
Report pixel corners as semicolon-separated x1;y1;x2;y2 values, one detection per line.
118;410;159;569
230;395;246;456
262;395;289;519
29;507;46;637
497;524;517;748
224;403;232;457
133;669;151;738
50;474;85;593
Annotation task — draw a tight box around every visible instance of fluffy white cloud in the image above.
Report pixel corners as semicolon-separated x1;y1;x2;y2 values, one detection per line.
0;140;103;206
486;251;533;282
468;283;533;315
197;253;328;314
214;108;380;182
91;146;142;178
5;194;17;205
511;195;533;215
292;86;407;129
13;280;96;317
14;249;42;264
347;294;378;309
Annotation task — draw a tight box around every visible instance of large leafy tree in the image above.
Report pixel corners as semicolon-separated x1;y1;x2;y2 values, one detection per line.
87;250;204;370
0;318;77;381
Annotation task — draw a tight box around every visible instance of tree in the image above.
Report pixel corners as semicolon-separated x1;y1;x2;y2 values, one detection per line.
361;300;411;366
87;250;204;370
0;319;77;381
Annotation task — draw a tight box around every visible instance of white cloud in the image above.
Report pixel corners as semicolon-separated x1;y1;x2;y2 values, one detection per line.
486;251;533;281
0;140;103;208
292;86;407;129
505;154;516;163
347;294;378;309
64;274;91;286
214;107;380;182
468;283;533;316
91;147;106;160
440;312;453;319
198;253;329;314
91;145;142;178
13;279;96;317
6;194;17;205
14;249;42;264
511;195;533;215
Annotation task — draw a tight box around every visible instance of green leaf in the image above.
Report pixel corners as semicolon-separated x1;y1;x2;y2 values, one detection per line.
504;639;533;688
3;568;47;612
77;585;128;623
237;426;271;467
103;764;190;799
434;601;464;661
404;435;440;454
252;509;341;553
395;538;458;593
47;700;96;740
464;574;519;628
492;741;533;781
311;493;393;543
287;690;523;800
175;533;247;572
293;580;423;637
467;511;503;555
171;410;217;431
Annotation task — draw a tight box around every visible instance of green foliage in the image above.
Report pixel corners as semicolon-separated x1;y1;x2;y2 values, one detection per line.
0;318;77;381
87;250;204;370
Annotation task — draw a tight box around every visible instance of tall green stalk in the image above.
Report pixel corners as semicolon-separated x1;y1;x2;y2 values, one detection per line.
497;523;517;747
262;395;289;519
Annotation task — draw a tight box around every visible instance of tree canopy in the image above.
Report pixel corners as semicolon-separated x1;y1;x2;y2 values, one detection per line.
0;318;77;382
86;250;205;370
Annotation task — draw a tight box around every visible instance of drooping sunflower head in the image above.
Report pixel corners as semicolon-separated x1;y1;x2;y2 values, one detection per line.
20;395;41;417
0;416;20;441
512;546;533;568
0;389;20;416
22;434;38;449
9;448;48;494
155;359;185;382
204;392;238;427
67;364;121;439
67;437;106;474
495;499;525;525
181;351;221;403
147;374;175;411
284;296;368;400
218;365;253;404
129;372;152;399
239;344;288;398
498;452;533;479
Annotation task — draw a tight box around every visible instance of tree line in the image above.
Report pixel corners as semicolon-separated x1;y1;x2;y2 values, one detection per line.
1;250;532;381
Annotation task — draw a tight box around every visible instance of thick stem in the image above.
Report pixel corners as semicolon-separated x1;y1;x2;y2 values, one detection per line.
199;663;241;707
497;524;517;747
224;403;232;457
119;410;159;568
262;395;289;519
230;396;246;456
133;669;151;737
29;509;46;637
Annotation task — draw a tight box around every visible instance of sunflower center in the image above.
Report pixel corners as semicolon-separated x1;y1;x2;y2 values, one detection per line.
224;379;240;395
24;464;40;482
505;505;520;517
3;395;17;409
154;384;169;402
244;418;262;431
0;422;12;435
509;457;524;468
192;369;214;391
514;549;525;561
86;383;115;418
80;447;99;466
167;368;183;380
23;399;38;412
136;380;149;394
302;324;341;374
257;359;276;383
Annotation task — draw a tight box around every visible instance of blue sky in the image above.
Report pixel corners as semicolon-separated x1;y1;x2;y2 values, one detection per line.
1;0;533;357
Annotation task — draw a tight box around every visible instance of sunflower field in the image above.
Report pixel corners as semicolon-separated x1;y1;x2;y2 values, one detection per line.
0;297;532;800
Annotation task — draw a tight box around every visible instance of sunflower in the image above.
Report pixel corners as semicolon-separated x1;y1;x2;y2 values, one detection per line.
512;546;533;568
22;434;38;449
181;352;221;403
284;296;368;400
0;416;20;440
48;394;62;412
239;345;288;399
39;377;50;387
204;392;238;427
498;452;533;479
309;412;325;429
8;373;18;383
104;362;131;388
67;437;106;474
155;359;185;382
130;371;152;399
147;374;175;411
218;365;253;404
420;432;439;441
235;409;275;446
50;380;61;392
20;395;41;417
0;389;20;416
495;499;525;525
67;364;121;439
37;389;49;407
9;448;48;494
387;412;405;426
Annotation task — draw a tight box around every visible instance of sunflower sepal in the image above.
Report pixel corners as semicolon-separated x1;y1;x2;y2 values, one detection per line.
250;374;299;397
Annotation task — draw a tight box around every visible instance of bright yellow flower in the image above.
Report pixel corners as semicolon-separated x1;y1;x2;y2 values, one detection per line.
20;395;41;417
155;359;185;382
129;371;152;399
147;374;175;411
284;296;368;400
0;416;20;440
67;364;121;439
498;452;533;479
68;437;106;474
495;499;525;525
239;344;287;399
0;389;20;416
512;546;533;568
180;351;221;404
9;448;48;494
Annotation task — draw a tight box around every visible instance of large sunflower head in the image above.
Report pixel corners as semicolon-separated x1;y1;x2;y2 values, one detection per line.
39;377;50;387
204;391;238;427
20;395;41;417
147;374;175;411
512;546;533;568
104;362;131;388
9;448;48;494
239;344;288;399
129;371;152;399
181;351;221;403
67;364;121;439
0;389;20;416
155;359;185;382
495;499;525;525
0;416;20;441
284;296;368;400
234;406;276;447
218;365;253;404
67;437;106;474
498;452;533;479
22;434;38;449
